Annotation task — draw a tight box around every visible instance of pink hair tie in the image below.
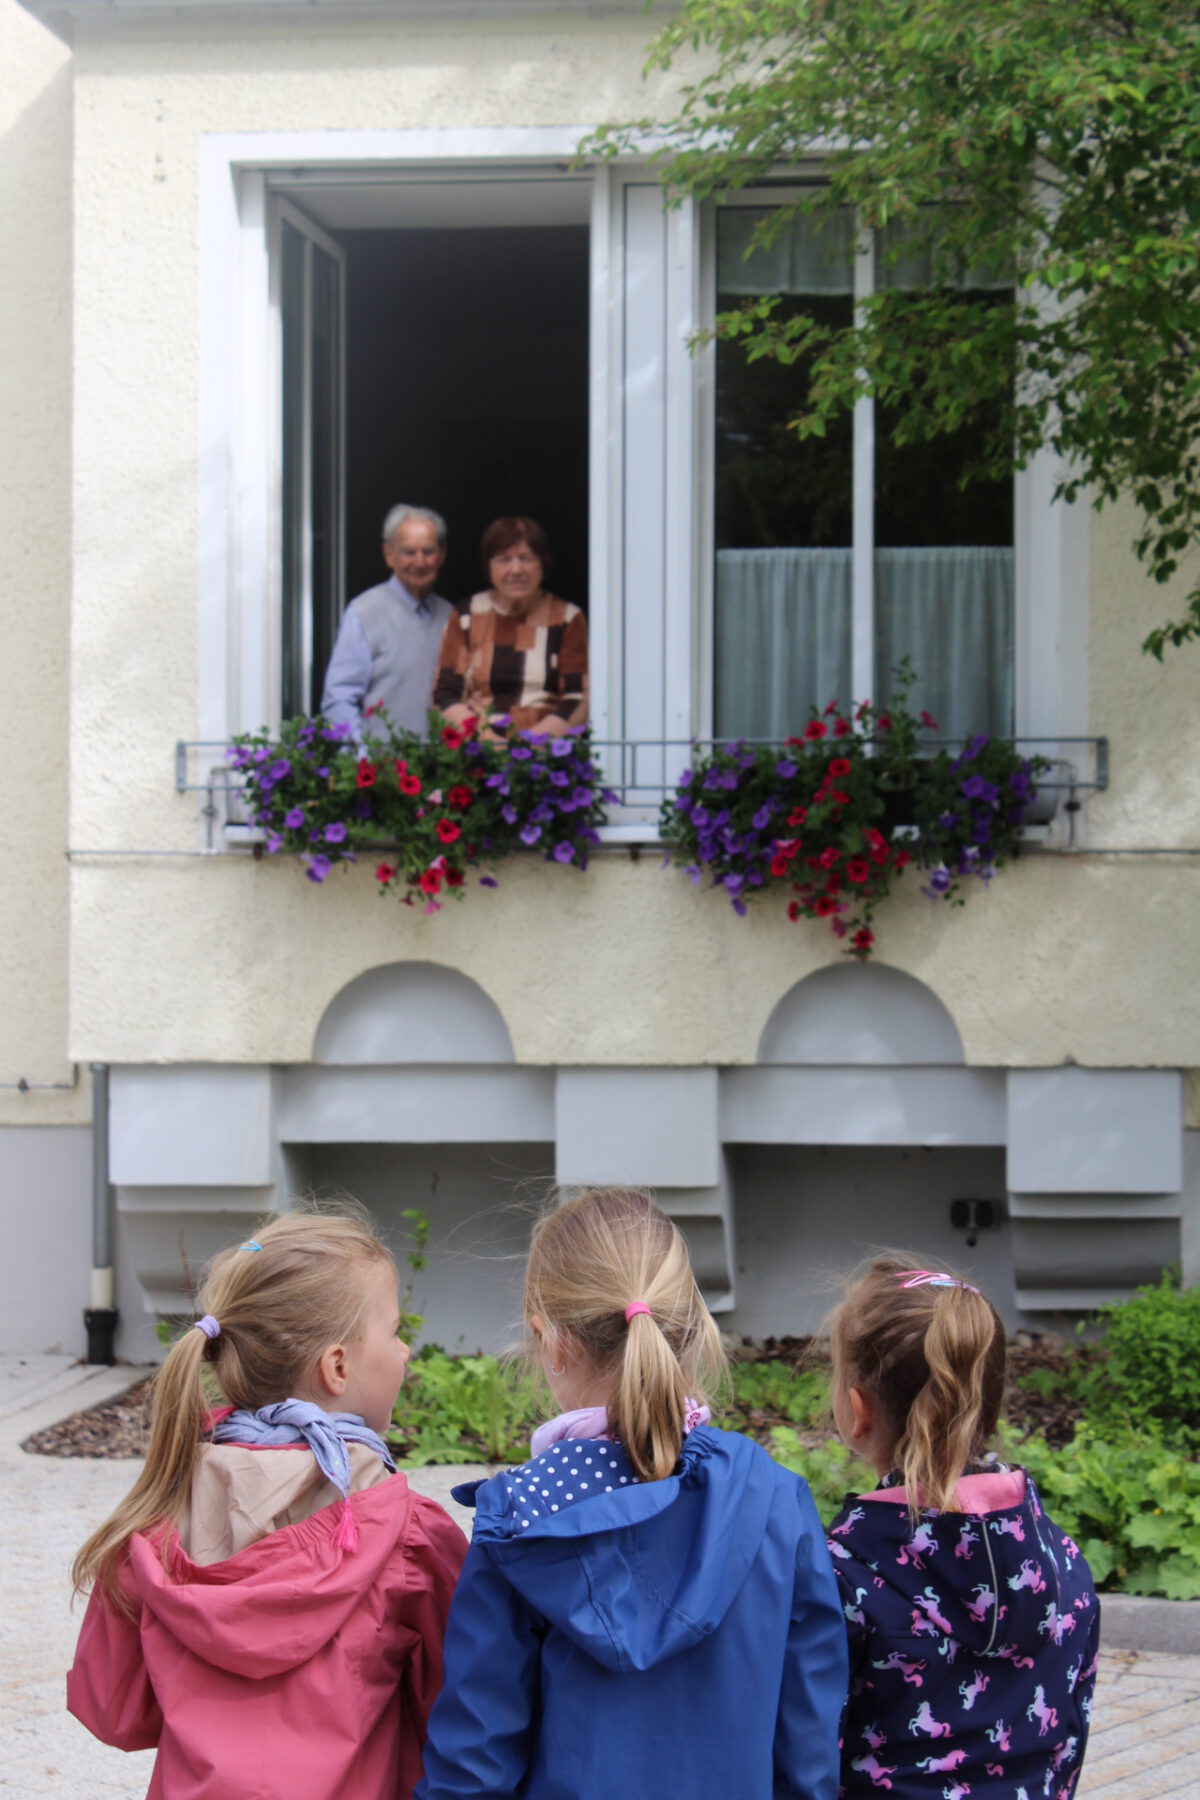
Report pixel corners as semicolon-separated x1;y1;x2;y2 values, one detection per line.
898;1270;981;1295
624;1302;652;1324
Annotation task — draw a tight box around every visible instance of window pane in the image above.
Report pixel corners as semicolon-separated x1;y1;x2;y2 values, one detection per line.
280;219;306;721
714;207;854;739
873;218;1014;737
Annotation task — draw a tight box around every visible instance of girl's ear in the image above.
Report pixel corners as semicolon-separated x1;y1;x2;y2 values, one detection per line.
314;1341;350;1401
847;1385;875;1443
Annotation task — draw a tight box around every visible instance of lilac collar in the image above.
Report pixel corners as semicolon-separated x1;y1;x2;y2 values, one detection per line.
530;1399;710;1459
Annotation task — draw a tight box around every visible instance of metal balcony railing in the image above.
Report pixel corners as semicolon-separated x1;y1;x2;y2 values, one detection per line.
175;736;1109;852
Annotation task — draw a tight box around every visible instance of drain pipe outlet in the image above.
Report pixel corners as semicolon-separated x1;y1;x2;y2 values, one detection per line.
85;1061;119;1364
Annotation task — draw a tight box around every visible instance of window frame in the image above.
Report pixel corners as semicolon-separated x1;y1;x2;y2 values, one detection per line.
197;136;1088;813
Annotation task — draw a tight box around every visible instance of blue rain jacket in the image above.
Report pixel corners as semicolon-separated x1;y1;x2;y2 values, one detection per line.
416;1425;847;1800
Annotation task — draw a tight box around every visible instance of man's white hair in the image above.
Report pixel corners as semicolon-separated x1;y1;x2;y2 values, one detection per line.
381;503;447;549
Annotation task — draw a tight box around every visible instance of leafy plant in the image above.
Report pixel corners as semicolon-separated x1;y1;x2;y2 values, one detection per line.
1087;1274;1200;1444
586;0;1200;654
661;668;1043;957
228;710;614;911
387;1346;544;1467
397;1208;431;1345
1017;1425;1200;1598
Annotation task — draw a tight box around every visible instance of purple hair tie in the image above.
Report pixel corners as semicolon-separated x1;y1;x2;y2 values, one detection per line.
194;1314;221;1339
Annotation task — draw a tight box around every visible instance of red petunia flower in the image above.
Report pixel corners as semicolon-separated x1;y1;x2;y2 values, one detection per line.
356;759;378;789
374;863;394;883
787;806;808;827
441;725;465;749
919;710;939;730
394;758;408;777
892;849;911;869
829;758;852;778
445;867;465;887
833;718;852;738
815;893;839;916
436;818;461;845
399;772;422;796
771;854;792;878
448;785;473;810
823;700;840;716
461;715;481;739
819;846;841;869
804;719;828;740
846;857;871;884
853;927;874;952
364;702;383;718
419;868;442;895
787;901;802;921
876;713;892;731
830;790;850;806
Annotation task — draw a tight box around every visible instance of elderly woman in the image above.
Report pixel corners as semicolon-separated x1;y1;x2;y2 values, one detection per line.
433;517;588;738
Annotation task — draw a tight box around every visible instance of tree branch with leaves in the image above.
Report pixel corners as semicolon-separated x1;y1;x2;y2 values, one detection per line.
587;0;1200;653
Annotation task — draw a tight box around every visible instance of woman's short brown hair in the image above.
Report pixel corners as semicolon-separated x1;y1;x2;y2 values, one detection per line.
480;516;553;577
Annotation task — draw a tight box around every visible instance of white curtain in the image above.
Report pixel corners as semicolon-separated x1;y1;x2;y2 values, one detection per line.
715;546;1013;741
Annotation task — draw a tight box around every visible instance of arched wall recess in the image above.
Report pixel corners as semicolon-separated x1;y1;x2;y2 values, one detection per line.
757;964;966;1066
313;962;516;1064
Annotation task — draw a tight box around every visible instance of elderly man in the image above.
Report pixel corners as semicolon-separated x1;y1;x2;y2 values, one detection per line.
321;503;453;739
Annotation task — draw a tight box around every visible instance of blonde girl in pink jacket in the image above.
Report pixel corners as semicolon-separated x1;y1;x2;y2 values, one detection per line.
68;1205;466;1800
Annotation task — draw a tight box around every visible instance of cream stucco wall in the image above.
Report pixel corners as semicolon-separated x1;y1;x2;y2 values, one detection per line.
42;5;1200;1075
0;0;88;1126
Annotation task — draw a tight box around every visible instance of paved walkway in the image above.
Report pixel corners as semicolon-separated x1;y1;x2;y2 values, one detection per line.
2;1354;1198;1798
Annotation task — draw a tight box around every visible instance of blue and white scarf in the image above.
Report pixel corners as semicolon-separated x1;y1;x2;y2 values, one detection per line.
210;1398;396;1504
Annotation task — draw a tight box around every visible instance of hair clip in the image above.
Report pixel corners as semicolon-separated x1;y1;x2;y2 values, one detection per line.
897;1270;981;1295
238;1240;263;1252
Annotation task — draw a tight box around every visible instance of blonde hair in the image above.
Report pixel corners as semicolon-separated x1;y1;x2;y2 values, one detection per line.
74;1203;394;1611
830;1253;1006;1517
524;1188;726;1484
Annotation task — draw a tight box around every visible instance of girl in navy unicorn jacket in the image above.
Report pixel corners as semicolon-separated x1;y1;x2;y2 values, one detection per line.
416;1187;847;1800
825;1256;1099;1800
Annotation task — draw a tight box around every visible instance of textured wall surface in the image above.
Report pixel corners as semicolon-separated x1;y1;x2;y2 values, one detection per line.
25;4;1200;1078
0;0;85;1126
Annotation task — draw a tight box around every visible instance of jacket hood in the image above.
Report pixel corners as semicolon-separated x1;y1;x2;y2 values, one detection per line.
461;1426;778;1674
123;1449;412;1681
829;1469;1086;1660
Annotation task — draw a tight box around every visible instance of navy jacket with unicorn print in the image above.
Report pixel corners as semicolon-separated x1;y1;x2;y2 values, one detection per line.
826;1468;1099;1800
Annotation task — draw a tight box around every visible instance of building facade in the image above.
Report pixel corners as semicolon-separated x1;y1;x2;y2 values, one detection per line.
3;0;1198;1360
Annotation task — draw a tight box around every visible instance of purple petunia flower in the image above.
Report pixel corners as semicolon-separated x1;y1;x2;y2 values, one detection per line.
530;803;554;824
284;807;304;829
703;770;725;791
732;898;748;916
551;739;573;758
928;866;952;893
316;765;329;779
268;758;291;781
501;803;518;825
510;745;533;761
685;862;702;884
253;747;271;764
961;774;999;803
601;788;620;806
325;821;347;844
520;824;542;846
305;853;331;884
752;804;773;831
678;768;694;787
480;875;499;887
938;811;958;829
692;806;710;827
553;841;575;862
322;723;352;742
549;771;570;787
490;715;511;730
352;797;373;820
724;873;745;895
775;759;797;780
265;833;283;854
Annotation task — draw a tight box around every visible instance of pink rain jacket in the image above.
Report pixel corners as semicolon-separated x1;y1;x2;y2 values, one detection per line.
68;1443;467;1800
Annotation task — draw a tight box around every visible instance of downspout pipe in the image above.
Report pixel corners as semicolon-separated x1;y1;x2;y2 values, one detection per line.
84;1061;119;1364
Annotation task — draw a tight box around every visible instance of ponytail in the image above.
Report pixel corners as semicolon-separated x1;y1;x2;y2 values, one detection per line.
72;1322;211;1611
524;1189;726;1484
831;1255;1006;1518
73;1201;394;1613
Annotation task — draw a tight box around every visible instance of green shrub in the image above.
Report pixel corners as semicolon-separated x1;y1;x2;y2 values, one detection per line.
1017;1423;1200;1597
388;1347;543;1466
1088;1274;1200;1443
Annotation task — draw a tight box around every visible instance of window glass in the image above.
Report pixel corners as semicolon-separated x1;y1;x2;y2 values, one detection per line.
280;218;306;720
713;205;1014;742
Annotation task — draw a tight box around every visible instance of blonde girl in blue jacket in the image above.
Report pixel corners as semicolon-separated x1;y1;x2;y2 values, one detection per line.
417;1187;847;1800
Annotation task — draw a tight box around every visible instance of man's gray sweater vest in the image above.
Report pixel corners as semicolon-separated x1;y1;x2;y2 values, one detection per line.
354;583;454;737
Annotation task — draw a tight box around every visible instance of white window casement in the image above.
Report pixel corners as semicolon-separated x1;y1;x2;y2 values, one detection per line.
197;134;1088;837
